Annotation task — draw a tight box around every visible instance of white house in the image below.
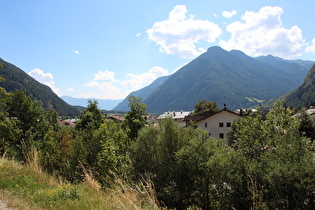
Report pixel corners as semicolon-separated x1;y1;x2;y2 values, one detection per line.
158;111;192;127
184;108;242;139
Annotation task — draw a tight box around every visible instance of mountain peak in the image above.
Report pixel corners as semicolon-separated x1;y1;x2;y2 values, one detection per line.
206;46;226;54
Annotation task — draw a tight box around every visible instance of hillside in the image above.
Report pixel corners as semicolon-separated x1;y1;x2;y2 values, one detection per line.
0;158;158;209
140;47;309;113
113;75;169;112
0;58;80;116
255;55;313;84
284;63;315;107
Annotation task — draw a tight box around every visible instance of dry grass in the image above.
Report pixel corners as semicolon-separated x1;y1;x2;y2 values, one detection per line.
106;174;161;210
0;155;160;210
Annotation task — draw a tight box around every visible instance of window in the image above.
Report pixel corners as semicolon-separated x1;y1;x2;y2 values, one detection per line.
205;122;208;128
208;133;211;136
219;122;224;127
219;133;224;139
227;122;231;127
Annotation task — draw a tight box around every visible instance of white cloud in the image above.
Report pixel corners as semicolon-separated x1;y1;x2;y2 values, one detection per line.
94;70;117;82
28;68;60;94
147;5;222;58
120;66;169;90
136;33;141;37
74;50;80;54
222;10;237;19
306;38;315;53
82;66;169;99
65;88;75;92
219;6;306;58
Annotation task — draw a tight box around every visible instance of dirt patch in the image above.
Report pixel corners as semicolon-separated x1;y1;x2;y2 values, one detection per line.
0;200;14;210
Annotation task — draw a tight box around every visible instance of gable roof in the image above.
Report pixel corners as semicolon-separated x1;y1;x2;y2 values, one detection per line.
108;116;125;122
184;108;241;123
158;111;191;120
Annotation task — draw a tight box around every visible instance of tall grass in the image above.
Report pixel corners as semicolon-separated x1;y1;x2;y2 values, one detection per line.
0;151;160;209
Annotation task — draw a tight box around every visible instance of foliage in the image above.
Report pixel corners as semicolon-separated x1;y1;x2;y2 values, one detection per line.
4;90;57;161
227;101;315;209
75;100;105;167
124;96;147;140
95;121;130;185
39;126;75;179
1;80;315;209
192;99;220;116
75;100;105;131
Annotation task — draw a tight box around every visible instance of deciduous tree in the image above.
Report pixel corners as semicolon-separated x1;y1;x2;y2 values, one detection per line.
124;96;147;140
193;100;220;116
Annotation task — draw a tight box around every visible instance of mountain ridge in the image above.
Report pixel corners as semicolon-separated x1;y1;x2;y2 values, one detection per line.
0;58;80;116
283;63;315;107
114;46;312;113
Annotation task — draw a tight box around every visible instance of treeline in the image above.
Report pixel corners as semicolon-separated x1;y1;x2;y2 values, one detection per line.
1;81;315;209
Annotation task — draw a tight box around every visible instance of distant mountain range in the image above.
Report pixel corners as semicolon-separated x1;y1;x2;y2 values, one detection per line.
2;46;314;115
114;46;314;113
61;96;122;111
0;58;80;116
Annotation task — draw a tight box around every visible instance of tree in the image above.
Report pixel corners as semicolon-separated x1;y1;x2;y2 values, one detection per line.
95;121;130;185
193;100;220;116
227;101;315;209
75;100;105;131
6;90;49;160
40;126;75;179
75;100;105;167
124;96;147;140
0;82;22;157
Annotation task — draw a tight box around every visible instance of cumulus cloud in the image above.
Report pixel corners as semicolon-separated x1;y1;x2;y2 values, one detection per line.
222;10;237;18
306;38;315;53
28;68;60;94
120;66;169;90
147;5;222;58
82;70;122;99
82;66;169;99
74;50;80;54
136;33;141;37
219;6;306;58
94;70;117;82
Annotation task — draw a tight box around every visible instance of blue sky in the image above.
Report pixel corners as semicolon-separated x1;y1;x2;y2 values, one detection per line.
1;0;315;100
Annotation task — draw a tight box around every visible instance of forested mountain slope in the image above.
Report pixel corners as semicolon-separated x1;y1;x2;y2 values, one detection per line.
141;47;310;113
0;58;80;116
284;63;315;107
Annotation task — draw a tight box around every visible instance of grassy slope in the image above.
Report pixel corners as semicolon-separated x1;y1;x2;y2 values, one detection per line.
0;158;159;210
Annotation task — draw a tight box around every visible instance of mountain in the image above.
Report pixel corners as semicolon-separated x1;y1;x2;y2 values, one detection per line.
115;47;311;113
0;58;80;116
113;75;169;111
61;96;122;110
283;63;315;107
255;55;313;85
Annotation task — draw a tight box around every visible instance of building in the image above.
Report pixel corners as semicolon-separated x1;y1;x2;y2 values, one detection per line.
158;111;192;127
108;115;125;123
184;108;242;139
